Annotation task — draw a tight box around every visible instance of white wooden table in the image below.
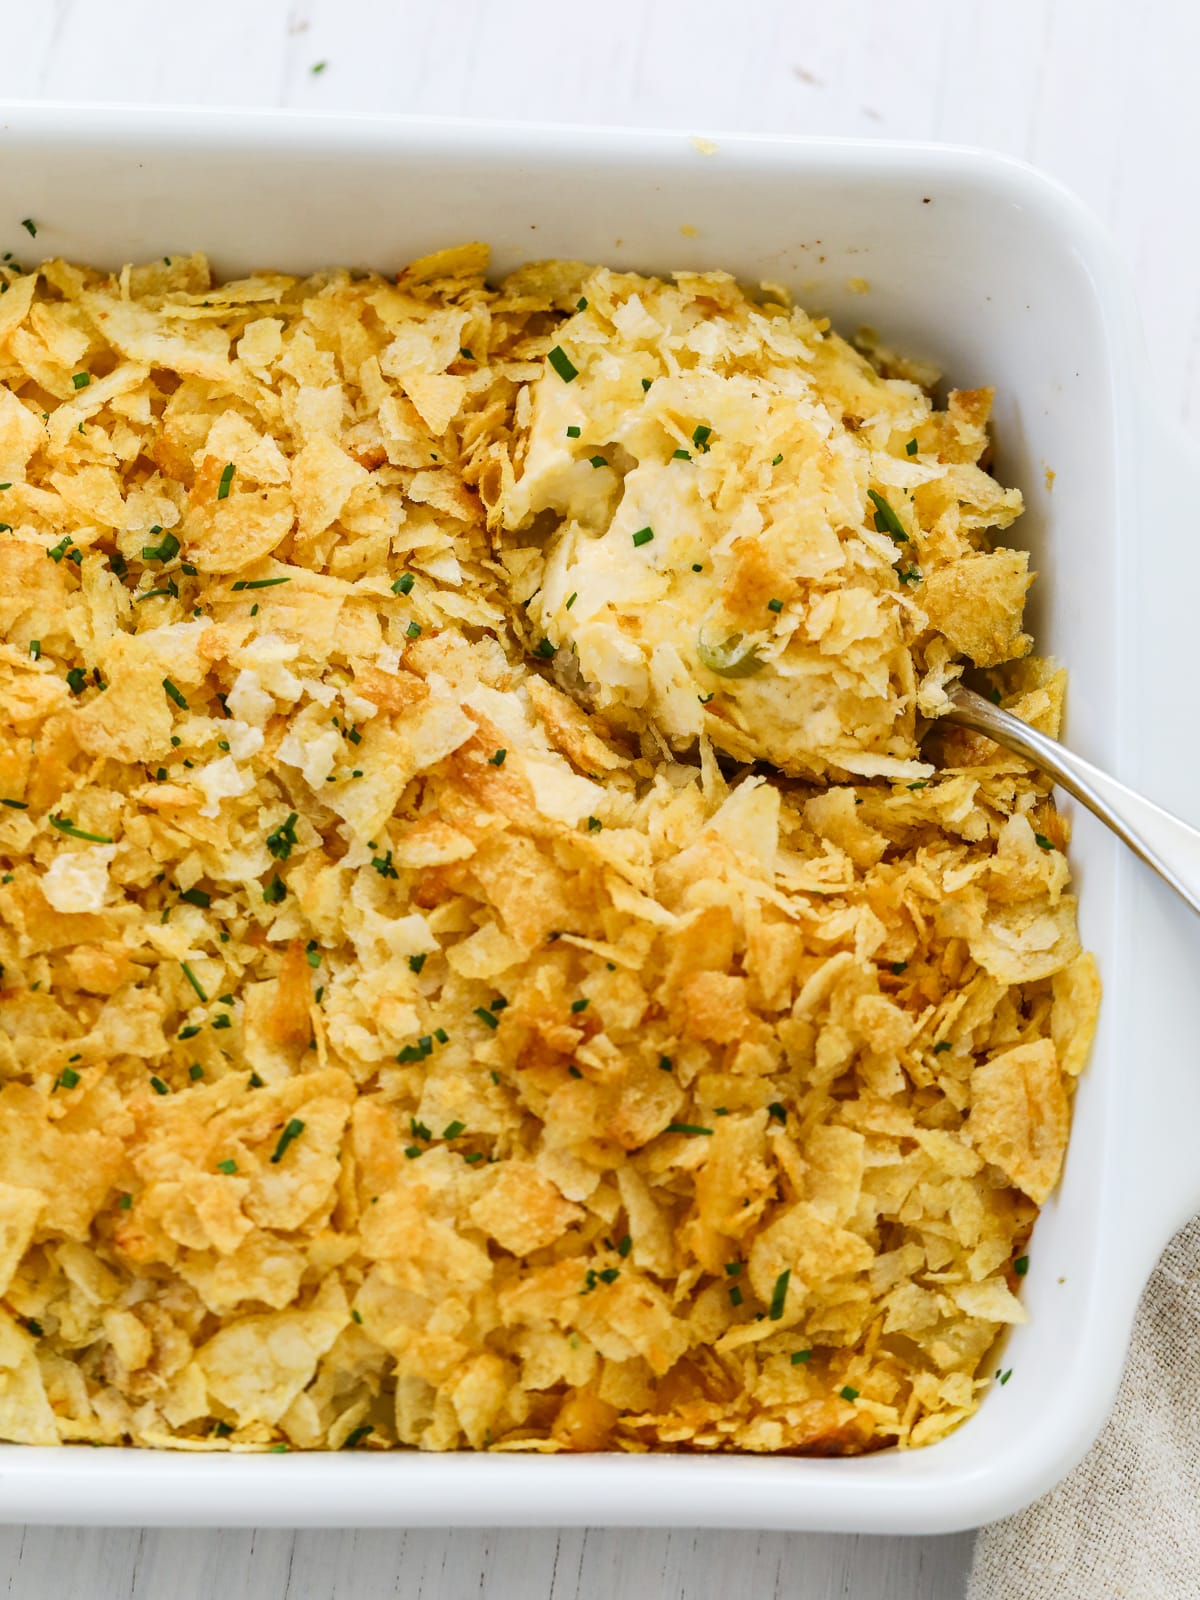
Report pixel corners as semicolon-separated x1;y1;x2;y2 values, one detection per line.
2;3;1196;1596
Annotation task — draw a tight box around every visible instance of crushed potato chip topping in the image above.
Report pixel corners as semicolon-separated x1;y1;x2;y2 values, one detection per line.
0;245;1098;1457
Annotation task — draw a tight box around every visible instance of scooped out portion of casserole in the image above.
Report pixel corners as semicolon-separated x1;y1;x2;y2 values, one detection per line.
502;265;1030;782
0;244;1097;1457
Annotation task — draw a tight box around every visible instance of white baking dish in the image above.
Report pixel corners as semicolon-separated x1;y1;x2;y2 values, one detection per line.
1;103;1199;1534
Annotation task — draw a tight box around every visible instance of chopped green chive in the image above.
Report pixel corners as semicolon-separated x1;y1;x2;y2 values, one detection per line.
149;1076;169;1096
767;597;783;613
266;813;299;861
631;526;653;547
488;749;507;766
672;449;691;461
840;1385;859;1402
72;372;90;390
408;953;427;974
565;591;578;610
162;678;188;709
48;535;74;563
534;637;556;658
134;583;179;604
179;887;210;908
270;1117;305;1163
1035;833;1055;851
666;1122;712;1136
586;816;601;831
724;1262;742;1277
434;1028;448;1044
1;798;27;809
459;348;474;361
588;455;608;469
999;1369;1013;1386
189;1064;204;1080
896;565;923;586
20;219;36;237
232;576;289;590
1014;1255;1030;1276
211;1013;231;1030
181;961;208;1002
217;1158;237;1174
262;875;287;904
139;534;180;566
25;1318;43;1337
771;453;784;465
566;425;581;438
370;850;398;879
311;60;328;74
392;572;415;595
692;424;712;451
405;621;422;639
867;489;908;542
658;1055;673;1072
641;378;652;392
729;1285;744;1306
474;1006;499;1030
547;346;578;383
404;1144;423;1159
791;1349;812;1365
890;961;908;976
178;1024;201;1040
58;1066;80;1090
342;1426;371;1450
118;1194;132;1210
576;297;588;311
618;1235;632;1257
932;1040;952;1054
570;998;589;1013
351;1309;363;1324
767;1102;787;1124
442;1120;466;1140
768;1269;790;1320
906;779;928;790
50;815;113;843
906;438;918;456
29;640;40;659
216;463;235;500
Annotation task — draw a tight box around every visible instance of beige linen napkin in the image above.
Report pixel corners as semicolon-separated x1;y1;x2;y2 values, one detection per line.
968;1217;1200;1599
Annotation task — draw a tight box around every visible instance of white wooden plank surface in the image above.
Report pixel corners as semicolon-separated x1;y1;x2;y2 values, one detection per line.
0;3;1193;1596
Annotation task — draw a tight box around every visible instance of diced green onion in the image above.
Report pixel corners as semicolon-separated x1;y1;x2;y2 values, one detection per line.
768;1269;790;1320
270;1117;305;1163
547;346;578;383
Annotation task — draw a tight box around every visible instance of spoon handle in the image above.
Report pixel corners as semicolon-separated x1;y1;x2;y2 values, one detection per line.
942;684;1200;919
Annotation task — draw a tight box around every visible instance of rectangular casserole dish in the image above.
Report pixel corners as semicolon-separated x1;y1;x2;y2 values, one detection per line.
0;103;1198;1534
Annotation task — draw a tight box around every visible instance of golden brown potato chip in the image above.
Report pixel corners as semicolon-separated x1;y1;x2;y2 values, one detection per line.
968;1039;1070;1203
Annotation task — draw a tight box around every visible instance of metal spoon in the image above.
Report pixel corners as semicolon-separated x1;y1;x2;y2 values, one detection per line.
941;684;1200;918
